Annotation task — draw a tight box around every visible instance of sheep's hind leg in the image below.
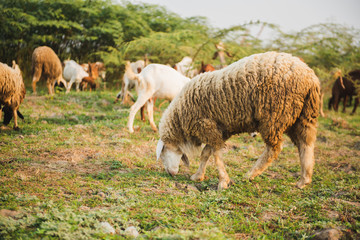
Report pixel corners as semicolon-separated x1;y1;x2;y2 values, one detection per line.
296;142;315;189
32;67;42;95
214;149;231;190
287;119;317;188
190;144;213;182
244;143;282;180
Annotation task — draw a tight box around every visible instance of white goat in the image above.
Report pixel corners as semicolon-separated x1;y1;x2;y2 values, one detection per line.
63;60;89;93
127;63;190;133
115;60;145;104
175;56;198;78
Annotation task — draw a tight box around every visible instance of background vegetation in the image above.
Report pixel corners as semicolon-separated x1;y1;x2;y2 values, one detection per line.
0;0;359;239
1;0;360;89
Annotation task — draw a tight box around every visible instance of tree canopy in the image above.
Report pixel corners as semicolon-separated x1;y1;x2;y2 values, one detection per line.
1;0;359;90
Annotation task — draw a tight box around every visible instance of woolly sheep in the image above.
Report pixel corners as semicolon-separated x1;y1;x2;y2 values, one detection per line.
127;63;190;133
156;52;321;190
63;60;89;93
32;46;67;95
0;61;26;129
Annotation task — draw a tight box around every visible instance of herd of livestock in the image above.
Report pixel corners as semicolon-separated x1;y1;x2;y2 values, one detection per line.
0;46;359;189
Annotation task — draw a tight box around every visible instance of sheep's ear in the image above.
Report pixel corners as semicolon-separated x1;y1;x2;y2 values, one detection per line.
156;139;164;161
181;154;189;167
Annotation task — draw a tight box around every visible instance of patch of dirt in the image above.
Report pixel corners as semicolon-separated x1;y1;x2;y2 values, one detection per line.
351;141;360;150
328;162;358;174
330;198;360;208
0;209;22;218
330;117;353;130
260;211;278;222
39;147;99;163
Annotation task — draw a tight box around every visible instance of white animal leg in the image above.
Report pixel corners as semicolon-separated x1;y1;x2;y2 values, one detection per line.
213;149;231;190
75;80;81;92
146;98;157;132
66;77;76;93
122;82;129;104
59;77;68;89
245;144;281;180
190;144;213;182
127;93;152;133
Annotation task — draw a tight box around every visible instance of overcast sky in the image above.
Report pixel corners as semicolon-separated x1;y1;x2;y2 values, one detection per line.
128;0;360;33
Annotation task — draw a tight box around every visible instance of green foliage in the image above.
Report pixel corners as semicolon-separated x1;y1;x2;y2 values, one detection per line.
0;0;359;90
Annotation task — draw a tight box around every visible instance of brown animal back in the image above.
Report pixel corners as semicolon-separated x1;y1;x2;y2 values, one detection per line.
32;46;62;78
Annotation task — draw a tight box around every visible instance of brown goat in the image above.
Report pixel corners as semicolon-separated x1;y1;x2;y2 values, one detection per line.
199;62;216;73
80;62;99;91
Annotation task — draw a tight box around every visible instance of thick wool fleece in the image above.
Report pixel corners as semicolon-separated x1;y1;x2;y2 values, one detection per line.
0;62;25;109
159;52;320;154
32;46;63;84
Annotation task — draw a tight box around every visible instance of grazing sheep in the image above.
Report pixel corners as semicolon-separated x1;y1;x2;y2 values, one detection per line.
328;70;359;115
32;46;67;95
127;63;190;133
156;52;321;190
115;60;145;104
63;60;89;93
0;61;26;130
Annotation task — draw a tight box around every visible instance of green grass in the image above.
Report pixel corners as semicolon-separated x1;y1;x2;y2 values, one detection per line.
0;90;359;239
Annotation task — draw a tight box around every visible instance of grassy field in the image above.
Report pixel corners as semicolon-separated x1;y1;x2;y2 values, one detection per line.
0;89;359;239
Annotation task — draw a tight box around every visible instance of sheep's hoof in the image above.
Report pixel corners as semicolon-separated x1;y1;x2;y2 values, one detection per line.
190;173;204;182
244;171;255;180
296;179;311;189
217;178;231;191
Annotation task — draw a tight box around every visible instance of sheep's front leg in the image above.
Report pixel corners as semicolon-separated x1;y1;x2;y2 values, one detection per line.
191;144;213;182
214;149;231;190
12;108;19;130
245;143;281;180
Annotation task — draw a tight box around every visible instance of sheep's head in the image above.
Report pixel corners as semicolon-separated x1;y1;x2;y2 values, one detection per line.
156;139;189;176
